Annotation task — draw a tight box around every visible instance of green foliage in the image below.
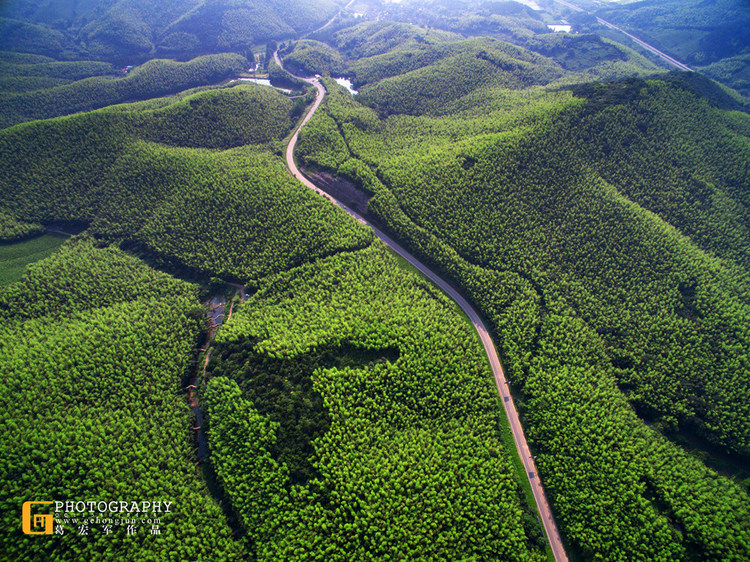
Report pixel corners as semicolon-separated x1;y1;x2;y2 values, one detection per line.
0;209;44;242
124;85;297;149
701;53;750;98
297;107;351;170
209;345;335;486
161;1;292;55
0;0;342;62
355;41;561;116
299;73;750;559
81;6;155;59
283;39;345;77
527;33;661;78
333;21;462;60
0;59;117;94
0;236;194;320
205;244;545;560
0;53;247;129
267;58;308;92
0;237;244;560
376;0;547;44
333;29;657;116
333;16;660;89
3;3;748;559
204;376;290;546
523;313;750;561
594;0;750;96
0;52;55;64
0;85;373;288
0;17;78;59
0;75;69;92
159;0;340;56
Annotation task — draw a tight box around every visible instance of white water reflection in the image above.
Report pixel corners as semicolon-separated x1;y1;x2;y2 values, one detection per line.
334;77;358;95
515;0;542;9
232;78;292;94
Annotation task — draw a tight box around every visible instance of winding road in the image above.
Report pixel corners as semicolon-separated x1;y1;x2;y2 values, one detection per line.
281;63;569;562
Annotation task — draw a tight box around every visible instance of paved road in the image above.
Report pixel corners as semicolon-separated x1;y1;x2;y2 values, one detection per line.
594;17;692;71
551;0;692;71
313;0;357;36
283;71;569;562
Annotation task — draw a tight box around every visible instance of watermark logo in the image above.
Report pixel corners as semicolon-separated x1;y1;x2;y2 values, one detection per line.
22;501;54;535
22;499;172;537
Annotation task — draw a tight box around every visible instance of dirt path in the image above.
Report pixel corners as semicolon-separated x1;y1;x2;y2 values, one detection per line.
281;63;569;562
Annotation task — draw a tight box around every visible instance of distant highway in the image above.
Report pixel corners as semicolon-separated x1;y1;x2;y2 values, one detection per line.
281;61;569;562
552;0;693;71
314;0;357;35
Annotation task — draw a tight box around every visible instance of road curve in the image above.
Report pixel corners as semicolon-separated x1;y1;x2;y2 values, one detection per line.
282;65;569;561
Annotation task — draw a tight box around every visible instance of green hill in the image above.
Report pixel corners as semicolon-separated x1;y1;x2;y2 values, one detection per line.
299;71;750;560
281;39;345;76
0;0;344;63
0;237;245;560
3;3;750;560
320;21;660;117
118;85;300;148
595;0;750;96
355;38;564;115
0;84;371;286
0;17;80;58
205;244;547;560
0;53;247;129
332;21;463;60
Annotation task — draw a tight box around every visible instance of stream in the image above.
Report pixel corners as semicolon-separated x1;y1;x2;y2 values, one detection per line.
188;293;227;463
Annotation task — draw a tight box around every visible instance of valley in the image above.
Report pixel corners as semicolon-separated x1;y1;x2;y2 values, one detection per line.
2;0;749;560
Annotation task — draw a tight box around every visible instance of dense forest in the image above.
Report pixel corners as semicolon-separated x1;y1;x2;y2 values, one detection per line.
593;0;750;96
0;83;372;286
205;244;546;559
0;53;248;128
0;0;348;128
316;19;660;92
280;39;345;77
296;24;750;557
0;237;245;560
0;0;343;63
3;0;750;559
0;67;547;559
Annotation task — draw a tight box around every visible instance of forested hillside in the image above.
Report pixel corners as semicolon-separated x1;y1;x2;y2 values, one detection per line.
0;83;372;286
0;56;117;93
377;0;549;45
3;1;750;560
362;0;665;80
0;0;343;62
298;64;750;559
594;0;750;96
0;0;345;128
288;19;661;119
0;237;245;560
205;244;546;560
0;53;247;129
280;39;345;77
0;60;549;560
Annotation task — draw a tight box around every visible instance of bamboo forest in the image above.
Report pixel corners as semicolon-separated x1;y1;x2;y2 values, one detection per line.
1;0;749;560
